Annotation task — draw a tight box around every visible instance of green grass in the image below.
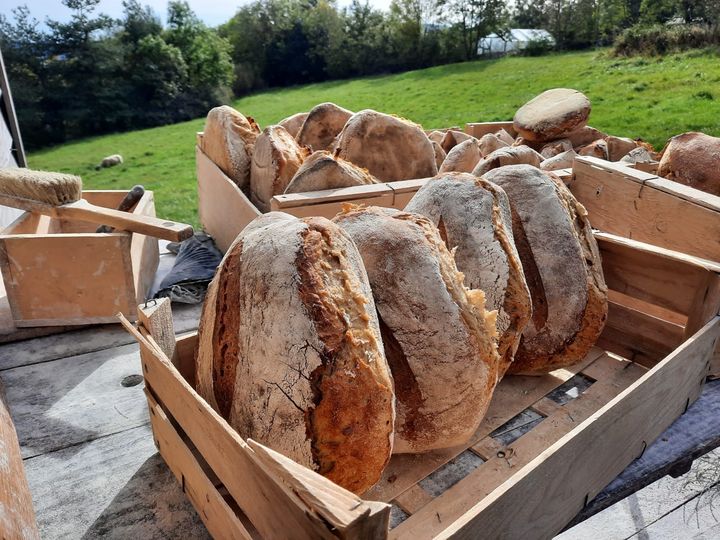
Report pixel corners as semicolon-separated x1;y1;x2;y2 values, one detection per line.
29;49;720;226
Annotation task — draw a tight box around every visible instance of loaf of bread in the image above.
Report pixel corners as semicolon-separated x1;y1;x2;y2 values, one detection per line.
478;133;509;157
432;140;447;169
284;151;377;194
334;110;438;182
278;112;309;138
250;125;309;212
658;132;720;196
482;165;608;375
439;138;482;173
405;173;531;376
472;145;543;176
195;212;395;494
333;206;499;453
513;88;591;142
201;106;261;189
296;102;353;151
440;129;473;153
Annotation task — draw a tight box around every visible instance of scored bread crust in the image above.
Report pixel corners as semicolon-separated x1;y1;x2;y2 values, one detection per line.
333;206;499;453
201;106;261;189
284;151;377;194
296;103;353;151
195;212;395;494
334;110;438;182
406;173;532;376
482;165;608;375
250;125;310;212
472;145;543;177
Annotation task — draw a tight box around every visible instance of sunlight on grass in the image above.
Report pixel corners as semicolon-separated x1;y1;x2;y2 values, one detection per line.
28;49;720;226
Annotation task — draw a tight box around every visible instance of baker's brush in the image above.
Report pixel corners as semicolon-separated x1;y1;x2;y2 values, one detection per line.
0;168;192;242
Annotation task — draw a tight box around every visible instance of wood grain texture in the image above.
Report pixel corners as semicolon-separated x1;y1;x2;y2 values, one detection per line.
434;316;720;540
197;144;260;253
0;382;39;540
23;424;209;539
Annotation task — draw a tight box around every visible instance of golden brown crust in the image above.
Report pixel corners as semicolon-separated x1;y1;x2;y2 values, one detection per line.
658;132;720;196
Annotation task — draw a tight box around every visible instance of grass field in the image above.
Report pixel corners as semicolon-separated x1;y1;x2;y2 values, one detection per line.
29;49;720;226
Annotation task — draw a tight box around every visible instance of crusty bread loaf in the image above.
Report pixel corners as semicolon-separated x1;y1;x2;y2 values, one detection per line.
565;126;607;148
333;206;499;453
201;106;261;189
482;165;608;375
250;125;309;212
428;130;445;145
432;140;447;169
478;133;509;157
578;139;608;160
195;212;395;494
657;132;720;196
541;149;577;171
606;136;637;162
278;112;309;138
472;145;543;176
334;110;438;182
284;151;377;194
513;88;591;142
405;173;531;376
540;138;573;159
439;138;482;173
441;129;473;153
296;102;353;151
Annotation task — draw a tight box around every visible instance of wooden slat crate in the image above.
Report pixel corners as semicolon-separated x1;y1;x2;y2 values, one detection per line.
0;190;159;327
124;198;720;539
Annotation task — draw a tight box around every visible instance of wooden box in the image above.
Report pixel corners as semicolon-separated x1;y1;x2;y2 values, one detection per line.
0;190;160;327
126;173;720;538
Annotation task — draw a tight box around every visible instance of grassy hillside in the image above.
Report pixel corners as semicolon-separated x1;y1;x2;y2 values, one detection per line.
29;49;720;226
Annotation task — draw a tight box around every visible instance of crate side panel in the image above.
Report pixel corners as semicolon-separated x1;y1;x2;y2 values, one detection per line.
432;316;720;540
197;146;260;254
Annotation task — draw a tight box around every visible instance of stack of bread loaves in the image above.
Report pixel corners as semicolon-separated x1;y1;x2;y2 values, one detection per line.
196;95;610;495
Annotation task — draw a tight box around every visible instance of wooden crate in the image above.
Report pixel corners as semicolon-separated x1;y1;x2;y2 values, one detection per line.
197;123;518;254
0;190;159;327
124;208;720;539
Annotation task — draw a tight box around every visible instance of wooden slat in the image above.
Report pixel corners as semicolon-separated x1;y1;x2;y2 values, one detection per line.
123;313;386;539
393;485;434;515
685;271;720;338
197;145;259;254
146;389;257;540
0;382;39;539
391;353;645;536
431;316;720;540
571;157;720;262
130;191;160;305
597;232;720;316
364;348;606;503
138;297;176;362
175;331;199;389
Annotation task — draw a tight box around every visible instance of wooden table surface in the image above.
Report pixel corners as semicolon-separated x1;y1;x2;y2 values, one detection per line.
1;248;719;539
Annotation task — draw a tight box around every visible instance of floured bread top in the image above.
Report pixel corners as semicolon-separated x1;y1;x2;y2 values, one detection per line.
201;105;260;189
297;102;354;151
284;150;377;194
406;173;532;376
195;212;394;494
334;205;499;453
472;145;543;176
334;109;438;182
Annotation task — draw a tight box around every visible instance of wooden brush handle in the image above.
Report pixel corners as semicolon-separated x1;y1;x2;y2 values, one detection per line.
61;200;193;242
96;185;145;233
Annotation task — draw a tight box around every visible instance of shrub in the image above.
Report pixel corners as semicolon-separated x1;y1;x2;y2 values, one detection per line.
519;37;555;57
614;24;720;56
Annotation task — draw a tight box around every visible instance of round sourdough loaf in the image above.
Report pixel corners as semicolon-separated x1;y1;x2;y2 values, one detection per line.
201;106;261;189
658;132;720;196
472;145;543;176
405;173;532;376
195;212;395;494
334;110;438;182
278;112;309;138
432;140;447;170
513;88;591;142
296;102;353;151
482;165;608;375
250;125;309;212
284;151;377;194
333;206;499;453
439;138;482;173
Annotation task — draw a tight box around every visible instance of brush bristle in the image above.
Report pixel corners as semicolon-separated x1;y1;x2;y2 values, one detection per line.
0;168;82;206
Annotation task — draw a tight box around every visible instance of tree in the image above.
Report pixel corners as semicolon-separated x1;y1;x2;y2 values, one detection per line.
439;0;507;60
121;0;162;45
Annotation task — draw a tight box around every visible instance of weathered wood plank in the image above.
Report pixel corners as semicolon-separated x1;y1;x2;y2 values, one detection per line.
2;342;149;458
23;424;209;539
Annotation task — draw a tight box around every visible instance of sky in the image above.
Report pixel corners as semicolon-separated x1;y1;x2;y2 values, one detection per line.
2;0;393;28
